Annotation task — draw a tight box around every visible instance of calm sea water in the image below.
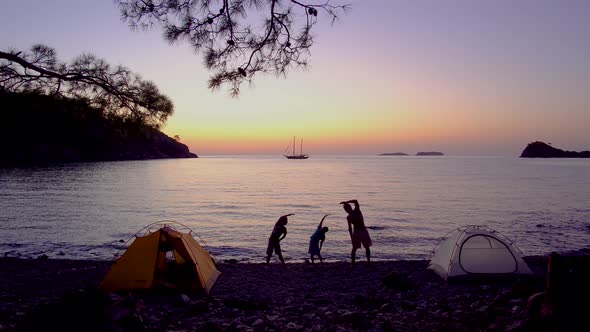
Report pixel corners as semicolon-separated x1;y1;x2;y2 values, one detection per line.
1;156;589;262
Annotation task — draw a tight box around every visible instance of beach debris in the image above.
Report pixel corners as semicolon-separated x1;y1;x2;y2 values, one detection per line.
180;294;192;304
251;318;264;327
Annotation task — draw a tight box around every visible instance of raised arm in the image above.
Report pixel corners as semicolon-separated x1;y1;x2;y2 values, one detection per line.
340;199;359;210
318;214;330;228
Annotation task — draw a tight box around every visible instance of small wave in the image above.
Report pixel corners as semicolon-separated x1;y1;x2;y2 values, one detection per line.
204;210;248;217
8;225;52;230
0;243;25;248
87;242;126;250
378;234;440;247
381;217;415;224
207;204;242;210
367;225;388;230
208;245;259;256
110;232;135;239
276;204;318;209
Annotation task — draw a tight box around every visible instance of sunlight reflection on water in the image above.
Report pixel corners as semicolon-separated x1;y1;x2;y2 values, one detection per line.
1;156;589;262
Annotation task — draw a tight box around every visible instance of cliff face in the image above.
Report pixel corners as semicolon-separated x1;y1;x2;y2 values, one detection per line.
0;92;197;166
520;141;590;158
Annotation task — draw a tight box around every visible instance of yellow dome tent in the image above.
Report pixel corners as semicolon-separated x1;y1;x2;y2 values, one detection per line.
100;222;221;294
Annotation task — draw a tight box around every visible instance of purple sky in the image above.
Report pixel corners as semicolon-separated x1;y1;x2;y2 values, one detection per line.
2;1;589;155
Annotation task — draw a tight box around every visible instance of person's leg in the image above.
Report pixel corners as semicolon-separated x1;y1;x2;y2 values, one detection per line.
366;247;371;264
277;245;285;264
351;248;356;264
310;254;315;264
266;240;274;264
318;253;323;264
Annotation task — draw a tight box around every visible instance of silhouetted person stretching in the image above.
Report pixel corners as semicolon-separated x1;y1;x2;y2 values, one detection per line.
340;199;372;264
266;214;292;265
308;214;330;264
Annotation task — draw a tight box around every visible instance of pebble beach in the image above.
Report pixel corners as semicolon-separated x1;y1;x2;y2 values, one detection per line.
0;255;558;332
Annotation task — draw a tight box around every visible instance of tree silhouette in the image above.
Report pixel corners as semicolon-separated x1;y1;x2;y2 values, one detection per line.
116;0;350;96
0;45;173;128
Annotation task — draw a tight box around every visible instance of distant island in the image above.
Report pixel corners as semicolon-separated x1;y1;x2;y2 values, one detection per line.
520;141;590;158
1;92;197;166
416;152;444;156
379;152;409;156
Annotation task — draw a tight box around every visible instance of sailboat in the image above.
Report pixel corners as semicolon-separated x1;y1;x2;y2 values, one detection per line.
283;136;309;159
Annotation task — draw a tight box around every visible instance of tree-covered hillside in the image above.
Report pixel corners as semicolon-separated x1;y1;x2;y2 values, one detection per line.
0;91;196;165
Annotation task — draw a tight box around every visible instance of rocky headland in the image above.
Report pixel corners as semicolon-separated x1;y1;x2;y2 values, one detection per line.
0;92;197;166
520;141;590;158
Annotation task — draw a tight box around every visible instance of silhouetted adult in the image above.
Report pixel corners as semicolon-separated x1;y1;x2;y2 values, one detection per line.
266;214;292;264
308;214;330;264
340;199;372;264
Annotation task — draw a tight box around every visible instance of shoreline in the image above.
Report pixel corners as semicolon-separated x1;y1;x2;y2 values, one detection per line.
0;256;556;331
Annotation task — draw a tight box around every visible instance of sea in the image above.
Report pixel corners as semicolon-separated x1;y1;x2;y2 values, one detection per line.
1;155;589;263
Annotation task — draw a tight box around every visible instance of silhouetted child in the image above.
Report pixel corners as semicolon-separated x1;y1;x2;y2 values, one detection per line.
308;214;330;264
266;214;292;264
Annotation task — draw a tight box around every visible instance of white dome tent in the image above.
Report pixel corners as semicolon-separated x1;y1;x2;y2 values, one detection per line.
428;225;533;281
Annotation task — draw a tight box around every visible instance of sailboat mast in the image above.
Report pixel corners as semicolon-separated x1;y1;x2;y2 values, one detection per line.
300;138;303;155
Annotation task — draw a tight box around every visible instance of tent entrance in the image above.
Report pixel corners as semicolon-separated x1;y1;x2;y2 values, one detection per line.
459;234;518;274
154;231;200;290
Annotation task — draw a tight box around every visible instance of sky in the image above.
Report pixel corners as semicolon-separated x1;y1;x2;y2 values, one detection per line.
1;0;589;155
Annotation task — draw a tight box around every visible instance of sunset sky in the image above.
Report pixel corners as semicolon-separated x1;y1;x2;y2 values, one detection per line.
2;0;589;155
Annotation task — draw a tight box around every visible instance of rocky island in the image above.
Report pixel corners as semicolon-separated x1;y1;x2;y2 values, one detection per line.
520;141;590;158
416;151;444;156
379;152;409;156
